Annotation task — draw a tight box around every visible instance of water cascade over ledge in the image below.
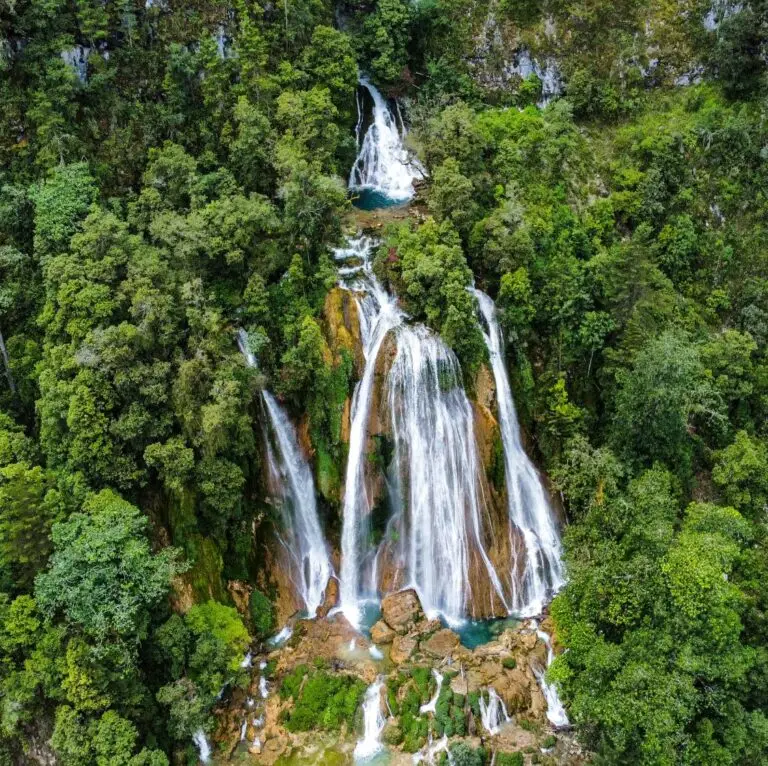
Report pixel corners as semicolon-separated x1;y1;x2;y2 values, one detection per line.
348;77;425;207
534;622;570;729
471;288;565;615
237;330;333;618
335;239;509;625
354;678;386;760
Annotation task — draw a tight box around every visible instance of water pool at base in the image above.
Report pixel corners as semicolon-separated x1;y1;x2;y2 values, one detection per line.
351;189;410;211
451;616;522;649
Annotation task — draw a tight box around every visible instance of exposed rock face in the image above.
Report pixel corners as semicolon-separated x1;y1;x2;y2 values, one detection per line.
316;575;339;618
381;589;425;632
323;286;363;373
390;634;418;664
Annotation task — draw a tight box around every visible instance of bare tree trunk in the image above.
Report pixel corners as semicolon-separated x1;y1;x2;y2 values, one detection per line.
0;328;16;395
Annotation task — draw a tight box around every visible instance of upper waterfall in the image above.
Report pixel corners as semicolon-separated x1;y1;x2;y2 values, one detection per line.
348;77;425;208
471;289;565;615
237;330;333;618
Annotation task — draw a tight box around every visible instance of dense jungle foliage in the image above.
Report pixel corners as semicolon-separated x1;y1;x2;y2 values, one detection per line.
1;0;768;762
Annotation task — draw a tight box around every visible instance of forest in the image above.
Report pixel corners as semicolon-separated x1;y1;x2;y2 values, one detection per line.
0;0;767;763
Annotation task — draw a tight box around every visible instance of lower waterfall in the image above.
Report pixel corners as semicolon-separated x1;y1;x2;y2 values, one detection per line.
335;238;509;625
471;289;565;615
354;678;386;760
389;327;510;620
238;330;333;618
479;688;511;735
534;623;570;729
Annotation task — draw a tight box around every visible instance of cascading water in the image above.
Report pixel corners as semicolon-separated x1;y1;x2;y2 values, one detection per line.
192;730;212;763
354;678;387;760
479;688;511;735
534;623;570;729
418;669;444;715
336;238;403;627
348;77;425;207
388;327;510;621
471;289;565;616
335;240;508;626
237;330;333;618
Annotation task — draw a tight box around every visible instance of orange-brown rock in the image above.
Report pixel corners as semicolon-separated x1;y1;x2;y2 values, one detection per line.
422;628;460;658
227;579;251;616
323;286;364;373
316;575;339;618
381;589;425;632
371;620;397;644
390;634;418;664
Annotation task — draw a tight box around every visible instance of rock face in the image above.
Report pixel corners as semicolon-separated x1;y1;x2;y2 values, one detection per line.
381;589;425;632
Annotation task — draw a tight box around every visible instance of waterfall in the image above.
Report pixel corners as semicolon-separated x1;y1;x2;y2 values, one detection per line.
533;623;570;728
354;678;386;761
192;730;211;763
479;688;511;735
336;238;403;627
237;330;333;618
336;239;508;625
413;735;451;765
348;77;425;204
419;669;444;715
471;289;565;617
389;327;510;622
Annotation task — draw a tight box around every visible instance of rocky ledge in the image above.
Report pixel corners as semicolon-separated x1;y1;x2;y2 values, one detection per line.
214;589;586;765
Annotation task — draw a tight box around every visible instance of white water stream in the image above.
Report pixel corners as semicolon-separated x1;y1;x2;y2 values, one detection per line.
418;669;444;715
349;77;425;202
336;238;404;626
192;729;211;763
534;624;570;728
238;331;333;617
471;289;565;616
354;678;387;760
479;687;511;735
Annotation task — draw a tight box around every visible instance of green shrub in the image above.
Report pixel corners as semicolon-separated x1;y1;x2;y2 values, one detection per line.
283;670;365;732
382;724;404;746
249;589;274;637
448;742;485;766
496;753;524;766
542;734;557;749
411;666;432;701
502;657;517;669
468;691;481;716
279;664;308;700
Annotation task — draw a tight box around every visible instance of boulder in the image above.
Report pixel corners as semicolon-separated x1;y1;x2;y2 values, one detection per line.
422;629;460;659
381;589;425;633
371;620;397;644
390;634;418;664
316;576;339;618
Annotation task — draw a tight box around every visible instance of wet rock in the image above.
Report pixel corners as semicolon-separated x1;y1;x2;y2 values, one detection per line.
381;589;425;633
371;620;397;644
316;576;339;618
390;634;418;664
422;628;460;658
450;675;469;695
